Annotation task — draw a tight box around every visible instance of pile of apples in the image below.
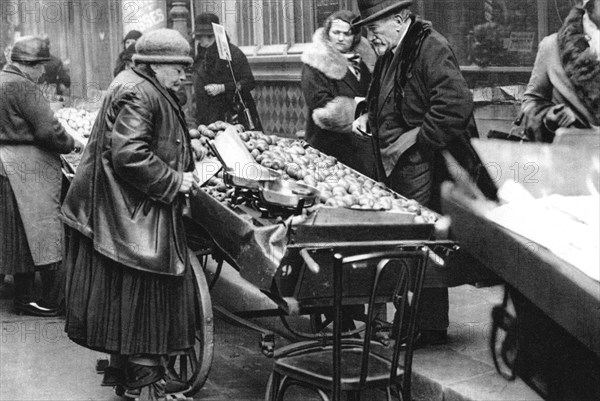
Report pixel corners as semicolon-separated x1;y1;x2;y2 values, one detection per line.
55;107;98;139
189;121;437;223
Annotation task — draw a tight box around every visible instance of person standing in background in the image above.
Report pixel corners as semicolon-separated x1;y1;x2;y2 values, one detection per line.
521;0;599;142
191;13;262;130
113;30;142;77
0;36;77;316
301;10;377;178
38;35;70;96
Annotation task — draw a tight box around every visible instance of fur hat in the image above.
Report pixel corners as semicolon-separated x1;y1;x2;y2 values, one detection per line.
133;29;193;66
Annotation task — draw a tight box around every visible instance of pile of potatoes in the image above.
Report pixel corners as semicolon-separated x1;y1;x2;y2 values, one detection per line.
190;121;437;223
55;108;98;138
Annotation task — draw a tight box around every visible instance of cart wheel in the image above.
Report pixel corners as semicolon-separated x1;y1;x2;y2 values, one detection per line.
167;249;214;396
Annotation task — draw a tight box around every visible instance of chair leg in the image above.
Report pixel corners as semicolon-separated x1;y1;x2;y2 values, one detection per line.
275;376;291;401
315;387;329;401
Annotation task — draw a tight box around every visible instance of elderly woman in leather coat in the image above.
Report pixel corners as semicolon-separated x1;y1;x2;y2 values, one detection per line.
521;0;599;142
61;29;199;399
301;10;377;178
0;36;76;317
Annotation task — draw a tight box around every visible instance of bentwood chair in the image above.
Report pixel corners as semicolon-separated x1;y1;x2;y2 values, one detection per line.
265;246;429;401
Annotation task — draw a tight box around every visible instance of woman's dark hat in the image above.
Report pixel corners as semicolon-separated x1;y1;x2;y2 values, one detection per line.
353;0;413;27
123;30;142;43
10;36;51;63
194;13;220;37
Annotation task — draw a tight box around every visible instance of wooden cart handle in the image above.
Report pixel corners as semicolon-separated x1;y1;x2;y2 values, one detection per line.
299;249;320;274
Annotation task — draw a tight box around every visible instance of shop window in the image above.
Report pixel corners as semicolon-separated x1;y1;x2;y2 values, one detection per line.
421;0;539;67
231;0;356;47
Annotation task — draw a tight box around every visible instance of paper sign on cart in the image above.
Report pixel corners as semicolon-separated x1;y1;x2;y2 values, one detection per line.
212;23;231;61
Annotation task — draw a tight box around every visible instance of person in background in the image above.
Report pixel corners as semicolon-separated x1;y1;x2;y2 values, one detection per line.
352;0;497;346
113;43;136;76
113;30;142;77
38;35;70;96
192;13;262;130
301;10;377;178
0;36;77;316
61;29;198;400
521;0;599;142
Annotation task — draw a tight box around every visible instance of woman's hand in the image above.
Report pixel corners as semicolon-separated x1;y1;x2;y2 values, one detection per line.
544;104;577;132
179;171;200;194
351;113;371;139
204;84;225;96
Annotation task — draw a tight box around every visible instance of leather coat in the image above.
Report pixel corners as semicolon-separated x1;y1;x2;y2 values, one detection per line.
61;66;194;276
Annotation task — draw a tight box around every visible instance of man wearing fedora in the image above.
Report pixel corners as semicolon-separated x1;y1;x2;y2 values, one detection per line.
352;0;498;346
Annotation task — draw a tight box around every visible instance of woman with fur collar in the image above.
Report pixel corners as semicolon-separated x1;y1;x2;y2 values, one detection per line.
301;10;377;177
522;0;600;142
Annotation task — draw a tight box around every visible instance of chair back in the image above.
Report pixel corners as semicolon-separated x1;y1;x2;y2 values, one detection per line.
303;246;429;400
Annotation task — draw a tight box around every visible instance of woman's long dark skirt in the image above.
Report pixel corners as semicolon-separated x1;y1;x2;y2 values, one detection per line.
0;174;37;275
64;228;197;356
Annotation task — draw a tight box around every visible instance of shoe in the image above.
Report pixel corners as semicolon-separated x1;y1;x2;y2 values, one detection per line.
398;330;448;350
14;300;59;317
125;362;165;390
101;366;124;387
124;376;191;398
418;329;448;346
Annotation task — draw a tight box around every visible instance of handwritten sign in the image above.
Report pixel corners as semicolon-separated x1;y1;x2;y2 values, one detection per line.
507;31;535;53
212;23;231;61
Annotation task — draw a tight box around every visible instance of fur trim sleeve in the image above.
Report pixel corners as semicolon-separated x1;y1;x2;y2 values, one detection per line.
312;96;357;134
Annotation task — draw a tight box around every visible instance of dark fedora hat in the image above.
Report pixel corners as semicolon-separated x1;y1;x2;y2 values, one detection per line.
353;0;413;27
10;36;51;64
194;13;219;37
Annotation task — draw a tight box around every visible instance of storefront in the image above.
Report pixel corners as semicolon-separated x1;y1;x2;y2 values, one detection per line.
0;0;583;134
187;0;579;136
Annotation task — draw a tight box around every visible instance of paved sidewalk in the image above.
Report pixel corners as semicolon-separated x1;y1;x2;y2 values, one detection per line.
0;265;543;401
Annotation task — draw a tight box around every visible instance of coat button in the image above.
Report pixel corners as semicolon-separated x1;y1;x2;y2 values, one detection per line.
176;139;181;144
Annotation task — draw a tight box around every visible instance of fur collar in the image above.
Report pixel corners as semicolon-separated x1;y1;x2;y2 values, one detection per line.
301;27;376;80
558;6;600;125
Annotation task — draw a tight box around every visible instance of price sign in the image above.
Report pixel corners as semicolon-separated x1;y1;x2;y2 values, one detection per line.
507;32;535;53
212;23;231;61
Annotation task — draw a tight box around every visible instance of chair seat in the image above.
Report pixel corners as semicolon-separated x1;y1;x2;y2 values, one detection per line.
274;347;403;391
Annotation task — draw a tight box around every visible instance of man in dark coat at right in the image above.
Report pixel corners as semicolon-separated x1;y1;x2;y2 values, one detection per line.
352;0;497;346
